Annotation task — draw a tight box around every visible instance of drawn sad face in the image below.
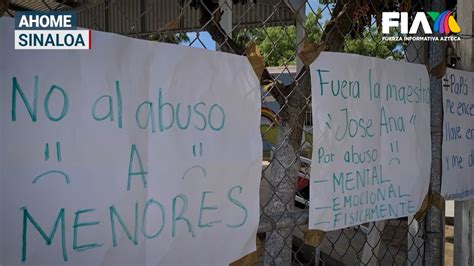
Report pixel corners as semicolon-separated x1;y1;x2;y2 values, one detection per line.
32;142;70;185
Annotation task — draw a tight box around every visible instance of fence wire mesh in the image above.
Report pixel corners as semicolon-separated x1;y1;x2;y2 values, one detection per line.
3;0;447;265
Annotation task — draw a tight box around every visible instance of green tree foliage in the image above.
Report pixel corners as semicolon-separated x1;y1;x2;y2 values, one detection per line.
247;11;403;66
343;30;404;60
243;12;322;66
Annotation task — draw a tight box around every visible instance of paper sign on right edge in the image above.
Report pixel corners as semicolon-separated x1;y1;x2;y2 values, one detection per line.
309;52;431;231
441;68;474;200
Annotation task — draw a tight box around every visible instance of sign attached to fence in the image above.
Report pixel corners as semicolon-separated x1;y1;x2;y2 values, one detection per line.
441;68;474;200
0;18;262;265
309;52;431;231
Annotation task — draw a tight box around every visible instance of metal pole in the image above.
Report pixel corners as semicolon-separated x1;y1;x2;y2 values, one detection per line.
287;0;306;73
424;0;446;264
454;201;472;265
406;32;427;266
454;2;474;265
217;0;232;51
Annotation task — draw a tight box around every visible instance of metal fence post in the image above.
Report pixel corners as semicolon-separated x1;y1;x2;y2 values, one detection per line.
424;0;446;264
218;0;232;40
406;35;427;266
454;1;474;264
454;201;473;265
287;0;306;72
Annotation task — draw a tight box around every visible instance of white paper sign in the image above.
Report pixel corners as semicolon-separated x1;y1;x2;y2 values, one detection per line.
309;53;431;231
0;18;262;265
441;68;474;200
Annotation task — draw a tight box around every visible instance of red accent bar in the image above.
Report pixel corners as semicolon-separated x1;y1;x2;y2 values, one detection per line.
88;30;91;49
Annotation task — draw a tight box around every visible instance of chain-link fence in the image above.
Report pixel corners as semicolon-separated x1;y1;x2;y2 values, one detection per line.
2;0;451;265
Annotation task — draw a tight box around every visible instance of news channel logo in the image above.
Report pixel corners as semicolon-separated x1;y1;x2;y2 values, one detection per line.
14;11;91;50
382;10;461;42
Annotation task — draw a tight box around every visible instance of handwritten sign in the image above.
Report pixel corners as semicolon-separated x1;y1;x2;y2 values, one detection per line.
441;68;474;200
0;18;262;265
309;53;431;231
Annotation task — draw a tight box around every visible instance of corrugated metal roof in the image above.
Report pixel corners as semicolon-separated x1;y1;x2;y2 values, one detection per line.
8;0;71;12
5;0;294;34
5;0;71;17
76;0;294;35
